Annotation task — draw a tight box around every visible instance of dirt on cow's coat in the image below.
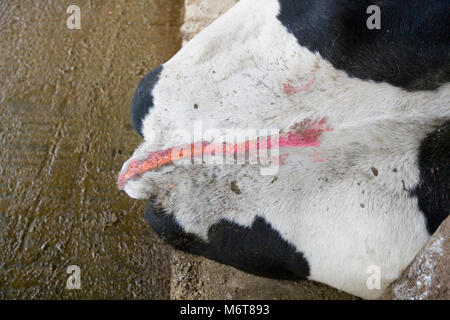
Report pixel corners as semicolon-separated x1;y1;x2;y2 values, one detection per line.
0;0;184;299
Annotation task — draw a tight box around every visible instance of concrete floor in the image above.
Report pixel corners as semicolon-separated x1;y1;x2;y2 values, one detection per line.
0;0;184;299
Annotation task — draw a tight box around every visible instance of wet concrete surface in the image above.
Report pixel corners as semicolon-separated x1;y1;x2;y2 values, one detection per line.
0;0;184;299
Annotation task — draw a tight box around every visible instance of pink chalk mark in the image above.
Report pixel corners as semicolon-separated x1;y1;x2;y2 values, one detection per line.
283;64;319;96
118;118;332;189
283;79;316;96
312;150;327;163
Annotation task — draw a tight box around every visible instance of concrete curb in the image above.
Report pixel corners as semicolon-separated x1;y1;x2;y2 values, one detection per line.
382;217;449;300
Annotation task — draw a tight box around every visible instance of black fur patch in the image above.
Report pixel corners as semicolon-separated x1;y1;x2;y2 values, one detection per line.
145;200;310;280
277;0;450;91
412;121;450;234
130;65;163;136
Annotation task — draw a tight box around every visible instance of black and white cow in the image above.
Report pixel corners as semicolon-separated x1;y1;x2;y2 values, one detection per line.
119;0;449;299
